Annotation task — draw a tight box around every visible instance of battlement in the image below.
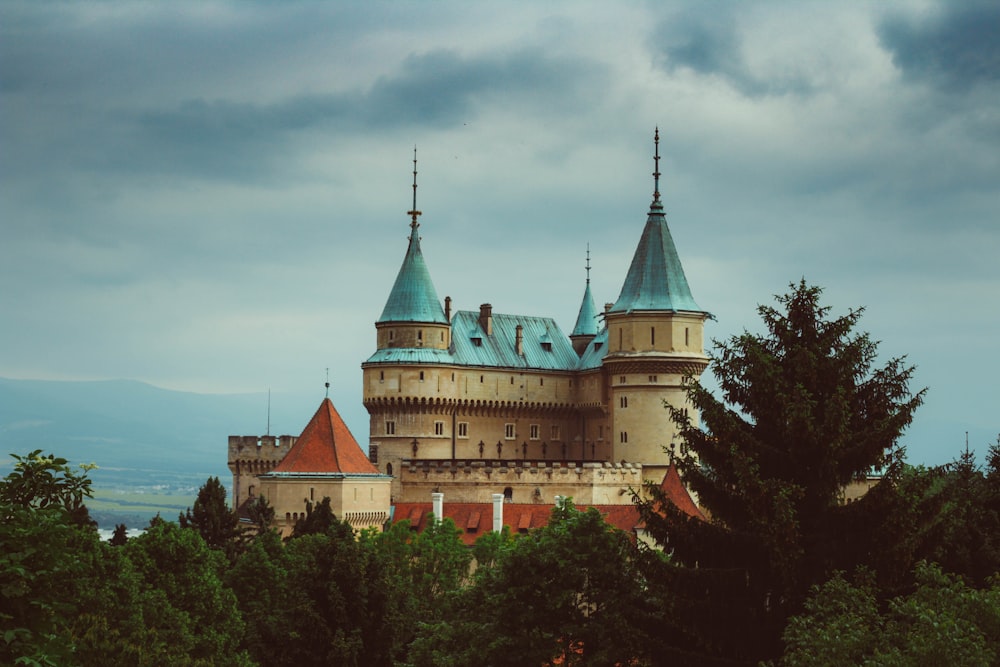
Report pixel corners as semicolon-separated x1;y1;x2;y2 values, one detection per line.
227;434;297;509
396;458;644;505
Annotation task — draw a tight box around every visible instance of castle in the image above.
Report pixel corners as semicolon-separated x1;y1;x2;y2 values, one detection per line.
229;130;709;537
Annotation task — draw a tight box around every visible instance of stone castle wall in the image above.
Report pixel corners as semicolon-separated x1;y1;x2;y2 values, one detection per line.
227;435;296;509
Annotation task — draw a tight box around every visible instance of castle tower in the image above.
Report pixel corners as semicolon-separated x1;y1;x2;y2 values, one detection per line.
257;397;391;536
603;129;710;485
363;149;453;499
569;246;600;357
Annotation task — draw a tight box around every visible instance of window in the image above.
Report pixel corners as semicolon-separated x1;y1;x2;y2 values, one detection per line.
685;327;690;346
649;375;657;383
505;423;516;440
510;376;514;384
540;377;544;386
386;421;396;435
530;424;540;440
457;422;469;438
598;425;604;441
417;330;423;341
504;486;513;501
620;396;628;408
386;462;393;476
434;421;444;436
451;372;455;381
480;375;484;383
651;326;655;345
620;431;628;443
440;331;444;341
369;444;379;464
419;371;425;381
620;376;627;384
310;487;314;501
389;330;395;341
379;370;384;382
551;425;561;440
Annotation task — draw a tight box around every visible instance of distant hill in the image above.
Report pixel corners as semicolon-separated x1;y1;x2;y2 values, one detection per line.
0;378;316;485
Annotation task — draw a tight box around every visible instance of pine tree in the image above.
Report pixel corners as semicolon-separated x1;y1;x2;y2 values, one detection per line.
179;476;243;559
638;281;925;665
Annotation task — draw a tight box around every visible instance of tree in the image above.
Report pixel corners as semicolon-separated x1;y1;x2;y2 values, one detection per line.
408;501;654;667
180;476;244;559
0;449;96;526
638;281;925;664
781;562;1000;666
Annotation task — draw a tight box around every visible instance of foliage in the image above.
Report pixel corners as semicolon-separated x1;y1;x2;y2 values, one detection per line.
125;517;250;665
288;496;340;539
180;476;244;560
0;450;96;526
782;562;1000;666
408;501;654;667
245;494;276;535
637;281;925;664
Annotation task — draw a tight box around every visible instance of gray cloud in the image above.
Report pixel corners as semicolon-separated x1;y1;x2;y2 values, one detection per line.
879;1;1000;92
650;8;814;97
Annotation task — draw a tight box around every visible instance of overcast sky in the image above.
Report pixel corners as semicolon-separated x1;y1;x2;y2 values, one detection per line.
2;1;998;466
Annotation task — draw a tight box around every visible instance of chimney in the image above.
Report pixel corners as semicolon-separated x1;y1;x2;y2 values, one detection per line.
479;303;493;336
515;324;524;356
431;492;444;523
492;493;504;533
444;296;452;323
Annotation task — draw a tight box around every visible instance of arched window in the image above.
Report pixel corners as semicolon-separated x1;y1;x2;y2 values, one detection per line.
504;486;513;501
386;462;393;476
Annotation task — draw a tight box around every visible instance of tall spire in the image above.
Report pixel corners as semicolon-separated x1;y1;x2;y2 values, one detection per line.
609;129;705;314
378;149;447;324
652;127;661;205
408;146;421;235
571;244;599;339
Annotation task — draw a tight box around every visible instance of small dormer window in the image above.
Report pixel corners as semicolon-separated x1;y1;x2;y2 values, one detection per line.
541;341;552;351
471;335;482;347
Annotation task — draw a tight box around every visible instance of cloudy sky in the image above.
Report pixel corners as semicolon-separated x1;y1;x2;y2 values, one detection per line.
2;1;997;466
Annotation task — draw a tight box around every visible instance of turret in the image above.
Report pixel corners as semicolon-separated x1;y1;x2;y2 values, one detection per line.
374;148;451;351
603;129;710;484
570;245;600;356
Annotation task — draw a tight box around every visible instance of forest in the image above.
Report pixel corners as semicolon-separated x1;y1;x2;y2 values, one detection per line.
3;282;1000;667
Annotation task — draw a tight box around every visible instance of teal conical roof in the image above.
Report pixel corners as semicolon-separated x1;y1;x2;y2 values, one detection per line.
609;130;705;315
378;227;447;324
571;280;599;337
378;149;447;325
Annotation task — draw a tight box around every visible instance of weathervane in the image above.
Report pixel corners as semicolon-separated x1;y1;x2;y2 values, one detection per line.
585;243;591;285
325;368;330;398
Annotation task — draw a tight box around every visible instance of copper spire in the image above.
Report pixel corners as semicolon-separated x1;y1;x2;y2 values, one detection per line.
653;127;661;203
407;146;422;236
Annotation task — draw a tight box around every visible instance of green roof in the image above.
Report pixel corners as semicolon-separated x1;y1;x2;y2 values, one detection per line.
609;198;704;314
378;227;447;324
571;281;599;337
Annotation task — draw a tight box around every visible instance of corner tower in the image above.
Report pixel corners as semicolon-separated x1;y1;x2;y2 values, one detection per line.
570;246;599;356
603;129;710;484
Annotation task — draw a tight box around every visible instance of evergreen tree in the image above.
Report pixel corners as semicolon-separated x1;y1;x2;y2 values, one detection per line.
638;281;925;664
110;522;130;546
180;476;243;558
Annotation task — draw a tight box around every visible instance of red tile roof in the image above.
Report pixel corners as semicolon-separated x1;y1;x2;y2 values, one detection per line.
271;398;378;475
659;463;705;520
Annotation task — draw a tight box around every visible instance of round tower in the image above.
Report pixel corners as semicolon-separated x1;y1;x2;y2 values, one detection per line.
603;129;710;486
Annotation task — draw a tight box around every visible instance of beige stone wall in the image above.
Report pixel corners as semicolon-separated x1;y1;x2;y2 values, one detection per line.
397;459;645;505
227;435;296;509
257;476;392;537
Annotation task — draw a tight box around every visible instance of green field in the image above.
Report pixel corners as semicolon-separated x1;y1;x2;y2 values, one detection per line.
88;488;197;529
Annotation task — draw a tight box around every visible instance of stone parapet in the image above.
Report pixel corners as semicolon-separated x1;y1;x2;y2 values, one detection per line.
396;458;643;506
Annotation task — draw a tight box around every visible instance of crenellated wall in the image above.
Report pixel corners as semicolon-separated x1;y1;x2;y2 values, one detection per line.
227;435;296;509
